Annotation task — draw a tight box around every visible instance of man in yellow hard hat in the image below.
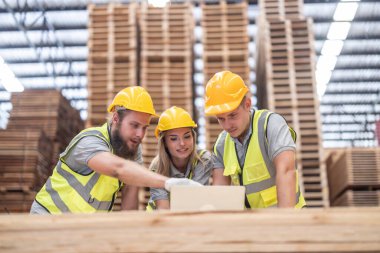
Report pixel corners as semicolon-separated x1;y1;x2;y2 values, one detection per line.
31;86;201;214
205;71;306;208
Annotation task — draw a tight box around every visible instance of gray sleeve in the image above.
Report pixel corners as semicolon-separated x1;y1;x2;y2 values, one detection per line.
135;144;143;165
213;132;226;169
64;135;110;174
150;187;169;202
191;151;214;185
149;159;169;201
266;113;296;162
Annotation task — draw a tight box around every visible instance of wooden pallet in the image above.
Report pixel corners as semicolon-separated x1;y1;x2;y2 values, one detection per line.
0;129;52;213
256;14;327;207
87;3;137;127
327;148;380;203
332;190;380;207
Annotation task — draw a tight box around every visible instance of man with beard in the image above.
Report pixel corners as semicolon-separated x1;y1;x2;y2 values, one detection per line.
30;86;201;214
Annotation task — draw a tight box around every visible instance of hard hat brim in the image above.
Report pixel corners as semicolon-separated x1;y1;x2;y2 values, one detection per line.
204;99;242;116
108;104;159;117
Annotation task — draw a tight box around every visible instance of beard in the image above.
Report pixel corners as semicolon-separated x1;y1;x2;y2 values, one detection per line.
111;124;138;160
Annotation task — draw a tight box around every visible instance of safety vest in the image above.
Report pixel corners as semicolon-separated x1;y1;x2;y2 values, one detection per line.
35;123;122;214
215;110;306;208
146;149;207;211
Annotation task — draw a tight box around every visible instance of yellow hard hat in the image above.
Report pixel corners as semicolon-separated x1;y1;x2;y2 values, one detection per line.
155;106;197;138
204;71;249;115
107;86;158;117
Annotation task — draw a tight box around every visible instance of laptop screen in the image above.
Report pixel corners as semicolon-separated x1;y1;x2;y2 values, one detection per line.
170;186;246;211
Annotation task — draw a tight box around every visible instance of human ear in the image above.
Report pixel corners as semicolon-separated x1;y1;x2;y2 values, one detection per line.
112;112;119;124
245;97;251;109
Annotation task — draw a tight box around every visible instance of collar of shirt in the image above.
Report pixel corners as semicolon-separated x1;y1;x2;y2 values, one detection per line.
170;160;192;178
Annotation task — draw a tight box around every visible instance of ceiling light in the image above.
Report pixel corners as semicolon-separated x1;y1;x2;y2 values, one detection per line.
0;56;24;92
334;2;359;21
327;22;351;40
317;55;337;71
148;0;170;8
315;70;332;98
0;77;24;92
321;40;344;56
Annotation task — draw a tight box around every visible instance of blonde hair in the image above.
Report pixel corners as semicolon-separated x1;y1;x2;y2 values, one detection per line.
149;129;204;177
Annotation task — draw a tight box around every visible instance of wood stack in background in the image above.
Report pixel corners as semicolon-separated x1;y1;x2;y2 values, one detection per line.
7;90;84;161
87;4;137;127
201;1;250;150
376;120;380;146
87;3;139;211
256;0;328;207
0;130;52;213
326;148;380;207
139;2;194;209
0;89;83;213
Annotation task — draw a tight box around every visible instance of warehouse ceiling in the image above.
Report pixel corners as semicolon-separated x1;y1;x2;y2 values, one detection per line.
0;0;379;147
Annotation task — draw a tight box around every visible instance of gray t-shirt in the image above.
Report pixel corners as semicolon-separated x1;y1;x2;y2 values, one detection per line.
30;134;143;214
149;150;214;202
213;110;296;169
64;135;143;174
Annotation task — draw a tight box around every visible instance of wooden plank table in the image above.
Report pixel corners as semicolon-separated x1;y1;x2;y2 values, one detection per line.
0;208;379;252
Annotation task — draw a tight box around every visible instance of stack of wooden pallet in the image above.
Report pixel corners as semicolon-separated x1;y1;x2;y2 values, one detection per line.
87;5;109;126
87;4;137;127
0;89;83;213
139;2;194;209
0;130;52;213
255;0;328;207
201;0;250;150
327;148;380;206
7;89;84;162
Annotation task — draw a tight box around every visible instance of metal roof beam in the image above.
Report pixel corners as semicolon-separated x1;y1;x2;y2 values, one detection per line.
16;72;86;78
0;6;86;13
5;58;86;64
0;24;86;31
0;42;86;49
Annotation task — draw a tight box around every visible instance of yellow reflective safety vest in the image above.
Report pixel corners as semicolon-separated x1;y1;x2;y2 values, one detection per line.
35;123;122;214
215;110;306;209
146;149;207;211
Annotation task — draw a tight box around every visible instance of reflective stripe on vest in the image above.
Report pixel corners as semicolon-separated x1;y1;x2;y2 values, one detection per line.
55;161;113;211
219;110;305;208
35;123;121;213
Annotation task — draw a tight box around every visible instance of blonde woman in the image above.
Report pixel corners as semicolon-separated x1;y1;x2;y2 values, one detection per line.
147;106;214;210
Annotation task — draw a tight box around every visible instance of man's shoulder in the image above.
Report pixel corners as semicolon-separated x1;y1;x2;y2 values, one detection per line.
214;130;228;153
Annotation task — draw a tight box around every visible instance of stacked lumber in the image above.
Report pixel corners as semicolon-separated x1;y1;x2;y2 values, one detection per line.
256;0;328;207
0;89;83;213
326;148;380;207
139;2;194;208
333;190;380;207
7;89;84;161
1;208;380;252
0;129;52;213
140;2;194;115
201;0;250;150
376;120;380;145
261;0;303;20
87;4;137;127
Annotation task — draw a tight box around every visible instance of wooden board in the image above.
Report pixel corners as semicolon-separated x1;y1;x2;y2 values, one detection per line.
0;208;380;252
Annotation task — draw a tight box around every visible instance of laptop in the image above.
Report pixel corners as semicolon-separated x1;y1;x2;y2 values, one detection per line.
170;186;246;211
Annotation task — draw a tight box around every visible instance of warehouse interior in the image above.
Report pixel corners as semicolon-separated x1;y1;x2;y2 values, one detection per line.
0;0;379;251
